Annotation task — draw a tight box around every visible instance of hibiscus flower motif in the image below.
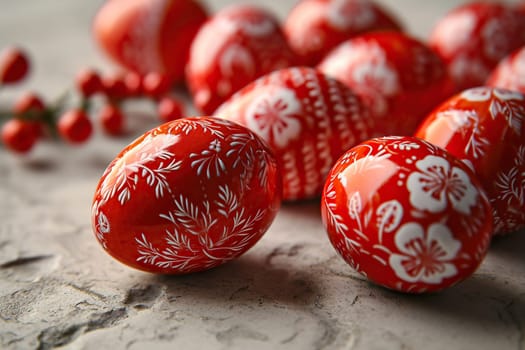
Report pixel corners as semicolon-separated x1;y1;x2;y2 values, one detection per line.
245;87;302;149
389;222;461;284
348;43;400;117
407;155;478;214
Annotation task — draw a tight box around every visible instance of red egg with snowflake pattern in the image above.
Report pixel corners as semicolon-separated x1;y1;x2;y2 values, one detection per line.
92;117;281;274
415;87;525;235
214;66;373;201
321;136;493;293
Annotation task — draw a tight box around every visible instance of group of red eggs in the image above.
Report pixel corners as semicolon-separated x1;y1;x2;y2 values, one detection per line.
5;0;525;293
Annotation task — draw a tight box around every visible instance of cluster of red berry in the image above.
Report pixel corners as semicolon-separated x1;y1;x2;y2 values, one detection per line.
0;47;185;154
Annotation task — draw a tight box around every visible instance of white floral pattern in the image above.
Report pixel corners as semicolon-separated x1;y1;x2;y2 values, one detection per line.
321;41;400;118
245;86;303;148
407;155;478;215
389;222;461;284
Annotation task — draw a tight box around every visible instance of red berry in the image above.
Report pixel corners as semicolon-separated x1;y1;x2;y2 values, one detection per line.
186;4;298;114
157;96;184;123
91;117;282;274
321;136;493;293
0;47;30;85
429;2;525;91
58;109;93;144
415;87;525;235
142;72;172;98
123;71;143;97
76;68;104;97
13;92;45;117
318;31;455;136
102;74;129;100
215;67;373;201
1;119;39;153
98;104;125;136
284;0;402;65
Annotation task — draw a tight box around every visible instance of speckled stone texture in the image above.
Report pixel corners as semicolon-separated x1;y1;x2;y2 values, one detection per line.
1;1;524;349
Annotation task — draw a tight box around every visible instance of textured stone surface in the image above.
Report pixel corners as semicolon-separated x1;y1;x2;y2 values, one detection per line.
1;1;524;349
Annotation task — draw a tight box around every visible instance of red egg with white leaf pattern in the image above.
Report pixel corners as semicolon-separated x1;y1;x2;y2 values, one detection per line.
214;66;373;201
321;136;493;293
91;117;281;274
186;4;297;115
415;87;525;235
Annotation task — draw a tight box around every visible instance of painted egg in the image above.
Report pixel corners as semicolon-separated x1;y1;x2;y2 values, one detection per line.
321;136;493;293
429;2;525;92
318;31;455;137
186;4;297;115
283;0;402;66
93;0;208;83
486;46;525;94
91;117;282;274
214;66;373;201
415;87;525;235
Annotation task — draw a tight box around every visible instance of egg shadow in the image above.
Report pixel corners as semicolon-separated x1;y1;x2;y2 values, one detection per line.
360;232;525;333
144;251;321;309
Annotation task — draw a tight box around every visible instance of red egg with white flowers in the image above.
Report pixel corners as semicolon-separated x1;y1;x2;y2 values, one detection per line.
415;87;525;235
186;4;297;115
321;136;493;293
214;66;373;201
283;0;402;66
318;31;455;137
91;117;281;274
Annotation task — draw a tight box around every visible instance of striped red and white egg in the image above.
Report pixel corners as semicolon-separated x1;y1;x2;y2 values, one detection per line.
215;66;373;201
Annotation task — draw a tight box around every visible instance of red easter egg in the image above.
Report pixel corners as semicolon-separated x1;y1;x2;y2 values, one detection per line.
415;87;525;235
429;2;525;91
318;31;455;137
486;46;525;94
283;0;402;66
186;4;297;115
93;0;208;83
321;136;493;293
92;117;282;274
214;66;373;201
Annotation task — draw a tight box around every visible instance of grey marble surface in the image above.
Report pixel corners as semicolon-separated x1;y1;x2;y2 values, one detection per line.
1;1;524;349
